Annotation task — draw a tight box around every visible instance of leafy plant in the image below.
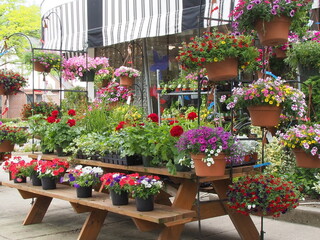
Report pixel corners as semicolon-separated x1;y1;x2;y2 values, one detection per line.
0;124;29;145
0;69;28;94
21;101;59;119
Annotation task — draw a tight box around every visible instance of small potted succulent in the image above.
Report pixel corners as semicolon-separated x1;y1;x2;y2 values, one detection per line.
114;66;141;87
230;0;311;46
226;173;300;217
127;173;163;211
278;123;320;168
0;69;28;95
64;165;103;198
176;126;242;177
37;158;70;190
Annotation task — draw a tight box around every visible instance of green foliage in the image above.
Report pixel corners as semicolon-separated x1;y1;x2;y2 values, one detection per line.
21;101;59;119
80;106;109;133
0;125;29;145
61;86;87;114
302;76;320;121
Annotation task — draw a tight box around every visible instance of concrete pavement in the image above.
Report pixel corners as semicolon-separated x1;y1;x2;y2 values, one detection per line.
1;168;320;239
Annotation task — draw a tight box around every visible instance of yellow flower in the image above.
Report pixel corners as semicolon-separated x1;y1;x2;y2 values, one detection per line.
241;65;246;69
269;101;273;105
214;57;218;62
221;41;226;44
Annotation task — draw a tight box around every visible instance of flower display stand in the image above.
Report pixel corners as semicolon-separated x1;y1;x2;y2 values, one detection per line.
110;190;129;205
205;58;238;82
255;15;291;46
293;148;320;168
191;153;226;177
247;105;282;127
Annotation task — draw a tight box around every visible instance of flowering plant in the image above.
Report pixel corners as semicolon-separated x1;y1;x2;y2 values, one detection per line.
226;173;300;217
37;158;70;179
21;101;59;119
176;126;241;165
221;77;307;119
93;81;133;104
176;31;258;72
114;66;141;78
100;172;133;194
23;50;61;71
0;69;28;94
0;124;29;145
127;174;163;200
230;0;311;35
44;109;82;150
278;123;320;158
65;165;103;188
62;55;109;80
1;156;33;179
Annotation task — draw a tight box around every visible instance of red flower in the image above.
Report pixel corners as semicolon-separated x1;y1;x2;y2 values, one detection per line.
187;112;198;120
169;120;179;125
51;110;59;117
170;125;184;137
147;113;159;123
67;119;76;127
47;116;56;123
68;109;76;116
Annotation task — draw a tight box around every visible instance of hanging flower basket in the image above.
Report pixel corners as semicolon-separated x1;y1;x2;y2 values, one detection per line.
274;48;286;59
255;16;291;46
80;70;96;82
293;148;320;168
120;76;134;87
247;105;282;127
34;61;52;73
0;140;15;152
191;153;226;177
205;58;238;82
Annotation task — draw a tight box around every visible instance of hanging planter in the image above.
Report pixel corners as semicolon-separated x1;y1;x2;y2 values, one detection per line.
34;61;52;73
205;58;238;82
191;153;226;177
119;76;134;87
293;149;320;168
274;48;286;59
255;16;291;46
114;66;141;87
80;70;96;82
247;105;282;127
0;69;28;95
0;140;15;152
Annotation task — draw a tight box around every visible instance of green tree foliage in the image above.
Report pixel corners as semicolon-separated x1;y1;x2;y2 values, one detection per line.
0;0;41;64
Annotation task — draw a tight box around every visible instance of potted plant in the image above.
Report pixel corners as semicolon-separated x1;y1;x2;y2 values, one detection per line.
114;66;141;87
100;172;131;205
62;55;109;81
64;165;103;198
176;126;242;177
93;81;133;107
0;124;29;152
94;66;114;88
24;158;42;186
21;101;59;119
127;173;163;211
221;77;307;127
0;69;28;95
278;123;320;168
230;0;311;46
23;50;61;73
44;109;82;156
37;158;70;190
176;31;259;81
1;156;32;183
226;173;300;217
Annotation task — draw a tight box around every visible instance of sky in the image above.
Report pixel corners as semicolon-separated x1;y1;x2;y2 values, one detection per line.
24;0;42;6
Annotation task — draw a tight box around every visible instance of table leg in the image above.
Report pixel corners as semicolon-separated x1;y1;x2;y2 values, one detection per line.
158;179;198;240
77;209;108;240
212;179;259;240
23;196;52;225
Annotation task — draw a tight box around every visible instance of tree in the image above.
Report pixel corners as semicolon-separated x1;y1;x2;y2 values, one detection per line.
0;0;41;66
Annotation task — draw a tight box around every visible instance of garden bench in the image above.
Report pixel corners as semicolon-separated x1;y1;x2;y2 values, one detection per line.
2;181;196;240
3;153;260;240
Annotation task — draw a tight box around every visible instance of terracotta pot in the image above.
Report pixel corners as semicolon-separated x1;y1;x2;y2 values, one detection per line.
34;61;51;73
274;48;286;59
120;76;134;87
0;85;7;95
255;16;291;46
247;105;282;127
0;140;15;152
205;58;238;82
191;153;226;177
293;148;320;168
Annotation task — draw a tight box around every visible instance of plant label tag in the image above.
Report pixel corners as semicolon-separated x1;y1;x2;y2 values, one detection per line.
127;96;131;104
37;155;42;161
266;131;273;143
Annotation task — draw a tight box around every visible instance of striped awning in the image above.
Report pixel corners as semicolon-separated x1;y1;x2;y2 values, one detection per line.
41;0;236;51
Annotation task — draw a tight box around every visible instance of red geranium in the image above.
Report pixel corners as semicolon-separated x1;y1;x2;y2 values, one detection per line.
47;116;56;123
187;112;198;120
147;113;159;123
68;109;76;116
67;119;76;127
170;125;184;137
51;110;59;117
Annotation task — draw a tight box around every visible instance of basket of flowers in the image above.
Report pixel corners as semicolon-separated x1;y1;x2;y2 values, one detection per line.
114;66;141;87
0;69;28;95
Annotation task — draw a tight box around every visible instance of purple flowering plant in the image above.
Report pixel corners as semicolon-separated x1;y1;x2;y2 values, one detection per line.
230;0;311;35
114;66;141;78
93;81;133;104
176;126;242;165
220;77;307;120
278;123;320;159
100;172;132;194
62;55;109;80
64;165;103;188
